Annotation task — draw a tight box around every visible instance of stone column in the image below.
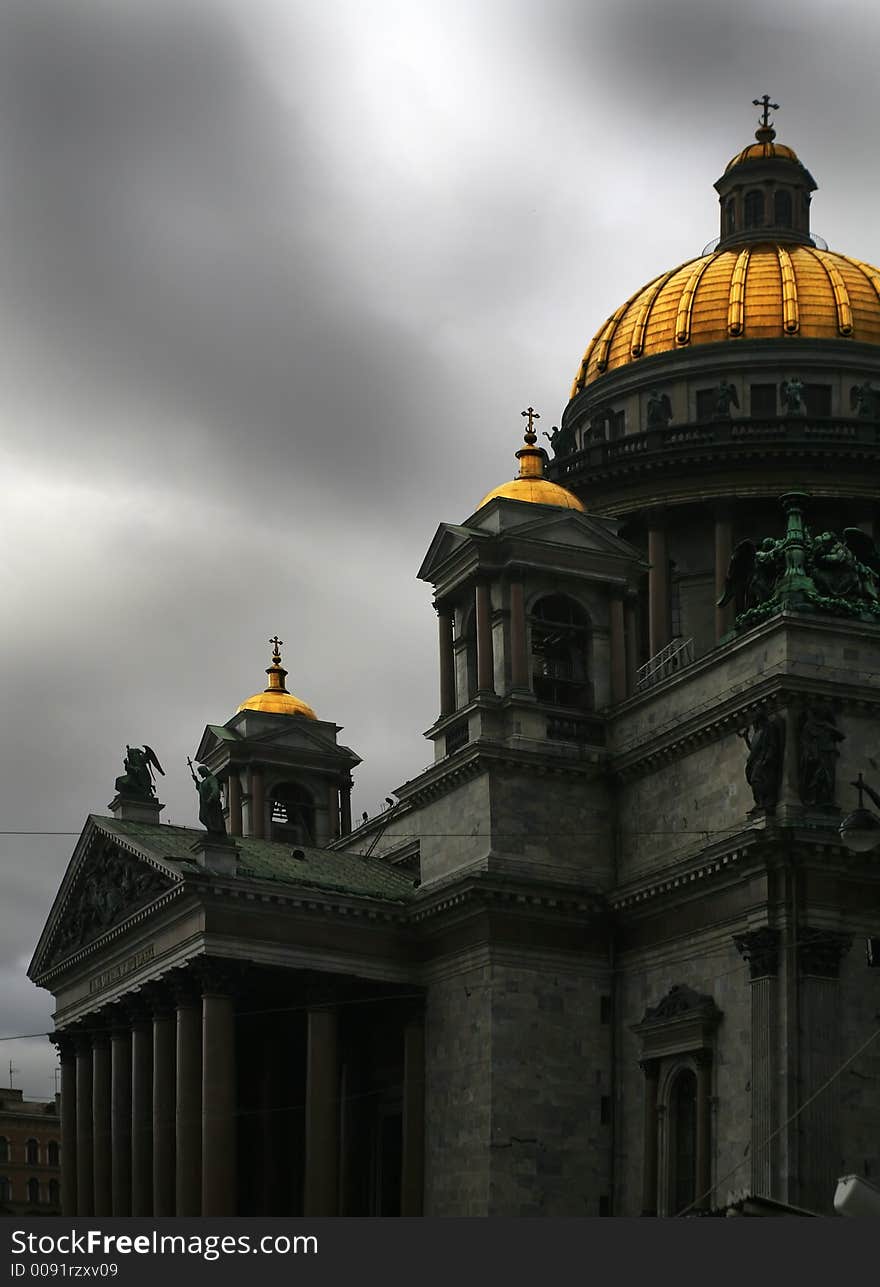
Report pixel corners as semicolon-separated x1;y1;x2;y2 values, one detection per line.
201;972;237;1216
250;766;266;839
437;607;456;715
152;997;176;1217
326;781;340;842
227;771;243;838
695;1052;712;1211
475;582;495;696
304;1007;339;1216
714;508;735;642
647;519;670;658
609;590;627;705
339;778;352;837
624;591;639;694
75;1034;94;1217
175;980;202;1216
400;1019;425;1216
131;1009;153;1216
91;1032;112;1216
54;1034;77;1216
640;1059;659;1216
509;580;529;692
734;928;780;1198
110;1023;132;1216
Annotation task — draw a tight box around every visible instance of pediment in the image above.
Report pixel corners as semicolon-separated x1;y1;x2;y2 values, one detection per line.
499;510;645;562
196;715;360;767
417;523;487;583
30;821;179;978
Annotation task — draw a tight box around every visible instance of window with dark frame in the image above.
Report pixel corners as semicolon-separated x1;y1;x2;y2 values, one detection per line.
529;595;591;710
744;189;764;228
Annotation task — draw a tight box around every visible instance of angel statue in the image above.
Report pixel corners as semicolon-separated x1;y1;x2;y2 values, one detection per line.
114;744;165;802
716;537;784;614
739;711;785;811
715;379;739;417
780;376;805;415
850;380;878;419
646;389;672;428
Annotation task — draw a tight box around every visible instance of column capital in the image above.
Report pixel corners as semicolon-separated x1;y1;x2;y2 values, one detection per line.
191;956;246;998
167;965;204;1008
733;927;780;979
50;1030;79;1061
138;980;176;1018
639;1057;661;1081
798;928;852;979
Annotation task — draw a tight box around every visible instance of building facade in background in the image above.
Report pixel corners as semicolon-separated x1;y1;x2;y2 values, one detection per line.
0;1088;62;1216
29;109;880;1216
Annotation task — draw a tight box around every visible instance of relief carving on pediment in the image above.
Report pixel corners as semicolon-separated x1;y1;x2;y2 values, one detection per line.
46;844;175;967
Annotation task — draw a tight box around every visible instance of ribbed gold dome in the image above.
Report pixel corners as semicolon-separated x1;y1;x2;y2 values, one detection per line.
724;139;799;172
478;411;586;512
237;637;317;720
571;245;880;394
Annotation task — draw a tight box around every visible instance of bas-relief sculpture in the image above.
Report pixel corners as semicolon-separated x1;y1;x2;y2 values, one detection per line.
48;846;173;966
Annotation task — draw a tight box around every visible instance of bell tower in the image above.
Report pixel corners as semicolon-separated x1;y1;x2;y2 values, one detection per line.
194;638;361;844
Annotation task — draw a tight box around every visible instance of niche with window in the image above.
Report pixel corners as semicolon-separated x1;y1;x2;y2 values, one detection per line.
804;383;832;417
269;783;315;845
47;1140;59;1168
774;189;793;227
744;189;764;229
669;1068;698;1214
528;595;592;709
27;1178;40;1205
0;1177;11;1206
48;1179;60;1207
25;1139;39;1166
750;383;777;417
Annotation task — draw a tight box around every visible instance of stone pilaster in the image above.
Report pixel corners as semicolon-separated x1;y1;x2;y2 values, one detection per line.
734;927;781;1198
714;507;735;642
197;961;238;1216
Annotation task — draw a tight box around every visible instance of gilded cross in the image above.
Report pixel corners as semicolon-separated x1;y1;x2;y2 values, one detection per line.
269;635;284;660
752;94;779;128
521;406;540;435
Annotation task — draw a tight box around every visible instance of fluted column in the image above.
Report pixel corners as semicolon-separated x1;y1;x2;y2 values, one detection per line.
201;968;237;1216
175;978;202;1216
648;519;670;658
92;1032;112;1215
339;778;352;837
53;1034;77;1216
509;581;529;691
437;607;456;715
640;1059;659;1216
695;1052;712;1211
75;1032;94;1217
227;772;243;838
110;1021;132;1216
131;1008;153;1215
401;1018;425;1216
250;766;265;839
624;591;639;695
475;582;495;695
304;1007;339;1216
151;993;176;1217
714;509;735;642
609;589;627;705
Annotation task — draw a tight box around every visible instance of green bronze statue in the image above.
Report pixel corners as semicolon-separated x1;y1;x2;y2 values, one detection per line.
114;745;164;801
188;758;226;835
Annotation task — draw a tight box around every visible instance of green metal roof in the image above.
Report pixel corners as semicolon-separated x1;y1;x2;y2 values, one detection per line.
93;815;416;904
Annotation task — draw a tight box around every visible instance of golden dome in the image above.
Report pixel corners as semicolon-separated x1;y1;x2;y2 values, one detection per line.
724;139;799;172
571;244;880;394
477;410;586;512
237;636;317;719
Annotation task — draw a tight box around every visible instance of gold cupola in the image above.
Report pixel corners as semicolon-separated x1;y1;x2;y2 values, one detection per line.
237;636;317;719
477;409;586;511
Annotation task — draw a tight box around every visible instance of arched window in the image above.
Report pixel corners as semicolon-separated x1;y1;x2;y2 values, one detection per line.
27;1177;40;1206
48;1179;60;1208
670;1069;698;1215
528;595;591;709
744;190;764;229
269;782;315;844
25;1139;39;1165
724;199;736;234
0;1177;11;1205
0;1138;8;1163
47;1140;60;1168
774;189;792;227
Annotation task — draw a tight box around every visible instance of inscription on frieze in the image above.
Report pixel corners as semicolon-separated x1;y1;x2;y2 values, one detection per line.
89;945;156;995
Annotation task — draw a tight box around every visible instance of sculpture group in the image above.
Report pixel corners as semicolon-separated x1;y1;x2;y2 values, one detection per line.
115;745;226;835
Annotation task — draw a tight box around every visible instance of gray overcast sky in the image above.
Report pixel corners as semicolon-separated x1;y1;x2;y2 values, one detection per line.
4;0;880;1094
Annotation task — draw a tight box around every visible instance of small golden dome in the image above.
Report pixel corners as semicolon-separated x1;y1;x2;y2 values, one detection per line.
477;409;586;512
571;244;880;394
724;140;799;172
237;636;317;719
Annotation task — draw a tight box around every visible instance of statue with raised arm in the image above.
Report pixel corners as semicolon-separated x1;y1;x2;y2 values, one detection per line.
188;758;226;835
115;745;164;801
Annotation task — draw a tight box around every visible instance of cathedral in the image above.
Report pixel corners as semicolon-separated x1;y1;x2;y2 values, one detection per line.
29;104;880;1218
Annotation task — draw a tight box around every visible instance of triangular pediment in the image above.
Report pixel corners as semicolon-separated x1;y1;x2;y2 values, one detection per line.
499;510;645;561
417;523;488;583
29;819;180;979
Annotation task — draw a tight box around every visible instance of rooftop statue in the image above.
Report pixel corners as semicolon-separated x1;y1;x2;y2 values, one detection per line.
780;376;805;415
646;389;672;429
717;497;880;632
850;380;877;419
114;745;165;802
188;758;226;836
715;379;739;417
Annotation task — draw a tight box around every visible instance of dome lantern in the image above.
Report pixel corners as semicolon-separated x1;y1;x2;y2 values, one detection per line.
236;636;317;719
714;96;817;251
476;407;586;512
